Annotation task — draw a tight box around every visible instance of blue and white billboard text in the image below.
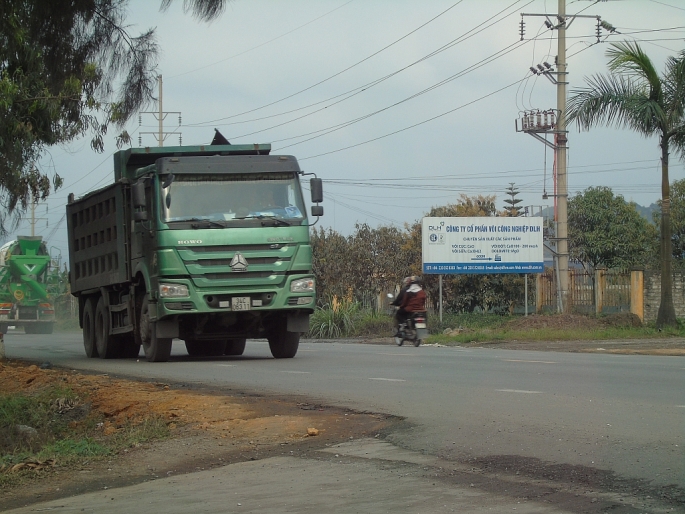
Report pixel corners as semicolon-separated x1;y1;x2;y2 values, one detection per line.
422;217;544;274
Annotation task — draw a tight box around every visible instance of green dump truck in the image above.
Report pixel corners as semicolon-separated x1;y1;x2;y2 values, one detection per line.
0;236;58;334
67;140;323;362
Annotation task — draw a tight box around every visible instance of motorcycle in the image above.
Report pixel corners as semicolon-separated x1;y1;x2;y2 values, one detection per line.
387;293;428;347
395;312;428;347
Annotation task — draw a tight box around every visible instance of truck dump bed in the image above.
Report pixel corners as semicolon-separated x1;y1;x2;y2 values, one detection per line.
66;182;131;295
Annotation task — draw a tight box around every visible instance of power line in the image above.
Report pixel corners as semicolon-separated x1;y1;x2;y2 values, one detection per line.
189;0;529;131
186;0;469;127
294;75;529;161
167;1;355;80
270;39;530;151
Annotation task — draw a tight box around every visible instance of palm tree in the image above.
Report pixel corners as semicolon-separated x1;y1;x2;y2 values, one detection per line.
567;42;685;328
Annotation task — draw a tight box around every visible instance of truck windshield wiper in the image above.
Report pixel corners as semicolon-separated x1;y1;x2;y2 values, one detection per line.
233;214;291;226
256;215;291;227
166;217;227;228
190;219;229;229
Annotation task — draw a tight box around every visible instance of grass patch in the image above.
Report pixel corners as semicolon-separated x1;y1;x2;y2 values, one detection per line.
307;306;685;344
0;384;169;488
308;299;360;338
431;322;685;346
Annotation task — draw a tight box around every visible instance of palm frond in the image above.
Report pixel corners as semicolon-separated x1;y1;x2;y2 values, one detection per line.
567;73;661;136
663;51;685;127
606;42;662;102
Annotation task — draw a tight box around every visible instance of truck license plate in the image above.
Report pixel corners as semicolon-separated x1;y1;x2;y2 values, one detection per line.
231;297;251;311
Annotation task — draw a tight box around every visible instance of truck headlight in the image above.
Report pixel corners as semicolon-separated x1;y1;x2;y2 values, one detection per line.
159;283;189;298
290;278;315;293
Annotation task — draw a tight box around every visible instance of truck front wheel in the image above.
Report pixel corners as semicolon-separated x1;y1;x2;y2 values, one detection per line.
267;320;299;358
224;338;246;356
82;297;98;358
139;295;172;362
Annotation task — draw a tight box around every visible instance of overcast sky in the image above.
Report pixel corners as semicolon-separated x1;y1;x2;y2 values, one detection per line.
12;0;685;265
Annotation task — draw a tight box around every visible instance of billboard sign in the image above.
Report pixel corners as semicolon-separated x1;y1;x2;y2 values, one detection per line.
422;217;544;274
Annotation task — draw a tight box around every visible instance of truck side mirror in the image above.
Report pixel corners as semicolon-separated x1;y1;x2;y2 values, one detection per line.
310;178;323;204
132;181;148;221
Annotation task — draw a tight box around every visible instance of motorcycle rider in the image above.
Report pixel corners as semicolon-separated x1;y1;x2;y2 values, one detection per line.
391;276;412;336
395;276;427;336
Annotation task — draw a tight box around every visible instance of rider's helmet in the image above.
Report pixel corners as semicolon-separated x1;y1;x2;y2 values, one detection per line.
402;276;412;287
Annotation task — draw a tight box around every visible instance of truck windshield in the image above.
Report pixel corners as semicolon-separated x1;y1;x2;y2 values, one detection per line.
162;173;306;223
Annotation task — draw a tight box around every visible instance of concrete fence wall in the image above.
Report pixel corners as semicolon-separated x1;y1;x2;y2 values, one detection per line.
535;268;678;322
642;270;685;321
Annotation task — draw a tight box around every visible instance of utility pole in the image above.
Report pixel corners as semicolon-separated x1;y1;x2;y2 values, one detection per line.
139;75;182;147
28;196;48;237
517;1;614;313
556;0;569;313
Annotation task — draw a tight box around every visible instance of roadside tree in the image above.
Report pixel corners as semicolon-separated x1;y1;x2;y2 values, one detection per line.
568;186;656;270
567;42;685;327
0;0;228;234
653;179;685;266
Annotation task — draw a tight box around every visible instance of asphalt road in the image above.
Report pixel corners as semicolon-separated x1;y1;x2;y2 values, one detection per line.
4;331;685;510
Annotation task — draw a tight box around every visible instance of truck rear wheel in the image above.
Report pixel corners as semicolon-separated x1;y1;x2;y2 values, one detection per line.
95;297;120;359
82;297;98;358
139;295;172;362
224;338;246;356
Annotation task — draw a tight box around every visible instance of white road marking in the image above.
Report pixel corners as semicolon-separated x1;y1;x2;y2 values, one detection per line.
496;389;543;394
502;359;556;364
216;364;236;367
375;352;416;356
281;371;311;374
676;405;685;408
369;378;406;382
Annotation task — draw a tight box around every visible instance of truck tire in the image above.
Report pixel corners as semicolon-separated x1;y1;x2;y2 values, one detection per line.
267;320;299;358
139;295;172;362
95;297;120;359
185;339;225;357
82;297;98;358
224;338;246;356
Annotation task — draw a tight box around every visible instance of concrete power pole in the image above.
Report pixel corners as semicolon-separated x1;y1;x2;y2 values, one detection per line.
158;75;163;147
556;0;569;313
139;75;182;147
517;0;614;313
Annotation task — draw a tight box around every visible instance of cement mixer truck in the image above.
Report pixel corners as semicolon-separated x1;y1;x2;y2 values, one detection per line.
0;236;58;334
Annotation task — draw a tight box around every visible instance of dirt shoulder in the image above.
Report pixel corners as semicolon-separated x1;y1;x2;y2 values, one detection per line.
0;360;397;511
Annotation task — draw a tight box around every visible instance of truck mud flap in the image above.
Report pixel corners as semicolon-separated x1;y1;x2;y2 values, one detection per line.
287;312;310;333
156;317;179;339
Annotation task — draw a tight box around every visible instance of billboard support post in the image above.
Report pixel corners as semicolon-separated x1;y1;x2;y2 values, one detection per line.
439;275;443;323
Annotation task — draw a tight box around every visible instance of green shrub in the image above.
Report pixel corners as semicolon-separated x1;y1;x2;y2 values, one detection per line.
308;298;360;338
